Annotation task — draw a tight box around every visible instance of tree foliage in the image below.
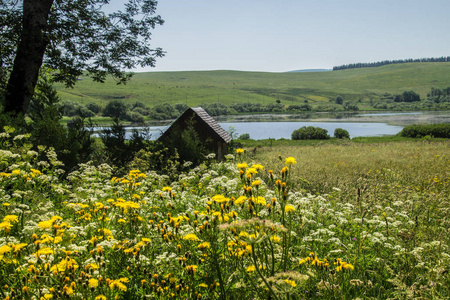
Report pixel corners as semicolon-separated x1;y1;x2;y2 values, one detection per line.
1;0;164;117
334;128;350;139
333;56;450;71
291;126;330;140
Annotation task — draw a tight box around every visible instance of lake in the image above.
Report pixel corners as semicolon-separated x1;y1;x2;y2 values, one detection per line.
103;111;450;140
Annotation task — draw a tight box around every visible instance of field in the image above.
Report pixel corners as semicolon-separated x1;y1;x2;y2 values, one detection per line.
54;62;450;110
0;128;449;299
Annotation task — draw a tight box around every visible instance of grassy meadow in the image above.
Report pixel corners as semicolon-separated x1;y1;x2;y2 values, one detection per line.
54;62;450;110
0;127;449;299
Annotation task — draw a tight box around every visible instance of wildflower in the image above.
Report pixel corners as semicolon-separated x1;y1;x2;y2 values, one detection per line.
251;180;261;186
253;196;266;205
95;296;107;300
185;265;198;274
251;164;264;170
89;278;99;288
236;148;245;154
284;279;297;287
37;247;54;256
237;162;248;169
12;243;27;252
3;215;18;223
0;221;13;231
183;233;199;241
162;186;172;192
212;195;228;203
246;265;256;272
0;245;12;255
198;242;211;250
285;157;297;165
270;235;281;243
108;278;129;291
285;205;296;213
246;168;258;176
235;196;247;205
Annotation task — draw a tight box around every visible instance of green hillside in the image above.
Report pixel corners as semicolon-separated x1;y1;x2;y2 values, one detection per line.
54;62;450;109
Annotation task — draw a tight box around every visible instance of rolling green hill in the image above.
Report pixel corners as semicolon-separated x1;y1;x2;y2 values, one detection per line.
54;62;450;109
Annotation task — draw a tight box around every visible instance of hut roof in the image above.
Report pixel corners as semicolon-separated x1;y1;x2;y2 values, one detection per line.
159;107;232;143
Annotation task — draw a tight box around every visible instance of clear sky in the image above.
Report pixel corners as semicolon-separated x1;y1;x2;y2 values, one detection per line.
110;0;450;72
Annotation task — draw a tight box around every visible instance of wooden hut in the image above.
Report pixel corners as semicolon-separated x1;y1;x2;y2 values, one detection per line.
158;107;232;162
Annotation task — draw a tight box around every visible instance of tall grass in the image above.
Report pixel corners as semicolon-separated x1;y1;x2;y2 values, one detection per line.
0;130;449;299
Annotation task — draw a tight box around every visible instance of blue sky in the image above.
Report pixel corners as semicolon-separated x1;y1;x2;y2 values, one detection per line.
110;0;450;72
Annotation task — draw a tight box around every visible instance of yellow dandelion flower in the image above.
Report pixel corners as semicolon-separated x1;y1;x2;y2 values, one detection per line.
284;205;296;213
237;162;248;169
12;243;27;252
0;221;13;231
3;215;18;223
0;245;12;255
235;196;247;205
89;278;99;288
198;242;211;250
162;186;172;192
212;195;228;203
251;164;264;170
183;233;199;241
253;196;266;205
284;279;297;287
37;247;54;256
246;168;258;176
270;235;281;243
251;180;261;186
185;265;198;274
95;296;107;300
246;265;256;272
236;148;245;154
285;157;297;165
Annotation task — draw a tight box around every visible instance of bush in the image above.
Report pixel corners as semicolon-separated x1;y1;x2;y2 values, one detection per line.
291;126;330;140
238;133;250;140
343;101;359;111
398;123;450;138
85;102;101;114
103;99;129;119
125;111;145;123
334;128;350;139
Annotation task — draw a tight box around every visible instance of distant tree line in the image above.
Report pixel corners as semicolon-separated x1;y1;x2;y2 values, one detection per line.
58;100;319;120
371;87;450;111
333;56;450;71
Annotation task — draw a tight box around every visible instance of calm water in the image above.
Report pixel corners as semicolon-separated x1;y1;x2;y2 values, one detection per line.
220;122;403;140
123;121;402;140
107;111;450;140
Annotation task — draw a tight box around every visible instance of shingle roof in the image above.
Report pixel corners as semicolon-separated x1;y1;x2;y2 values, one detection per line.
191;107;232;143
159;107;232;143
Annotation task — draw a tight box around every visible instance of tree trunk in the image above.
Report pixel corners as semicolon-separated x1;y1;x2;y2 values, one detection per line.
4;0;54;117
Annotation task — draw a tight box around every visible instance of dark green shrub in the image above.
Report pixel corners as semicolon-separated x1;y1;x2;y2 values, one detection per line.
291;126;330;140
334;128;350;139
126;111;145;123
86;102;101;114
103;99;129;119
398;123;450;138
28;75;94;173
343;101;359;111
238;133;250;140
